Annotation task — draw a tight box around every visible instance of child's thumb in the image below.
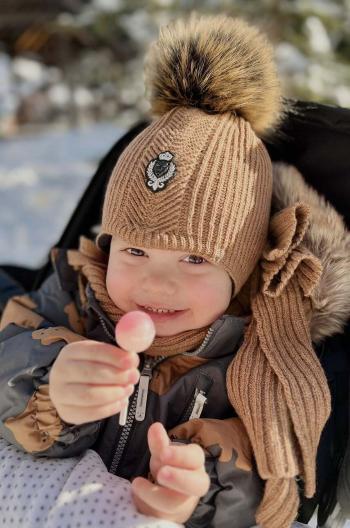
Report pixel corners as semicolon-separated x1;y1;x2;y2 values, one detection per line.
147;422;170;456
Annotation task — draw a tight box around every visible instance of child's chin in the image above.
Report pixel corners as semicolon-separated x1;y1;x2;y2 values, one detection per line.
155;327;182;337
154;321;186;337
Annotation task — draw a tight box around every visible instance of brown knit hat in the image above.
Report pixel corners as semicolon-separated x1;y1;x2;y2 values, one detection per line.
97;13;283;296
95;12;331;528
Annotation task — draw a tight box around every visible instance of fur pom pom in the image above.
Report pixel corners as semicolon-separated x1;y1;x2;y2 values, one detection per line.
144;12;283;136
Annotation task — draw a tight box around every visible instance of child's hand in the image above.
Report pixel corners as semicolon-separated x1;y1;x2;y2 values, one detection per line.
49;340;140;425
131;422;210;524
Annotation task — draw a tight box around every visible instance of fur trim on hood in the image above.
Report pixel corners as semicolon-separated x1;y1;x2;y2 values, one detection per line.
272;162;350;344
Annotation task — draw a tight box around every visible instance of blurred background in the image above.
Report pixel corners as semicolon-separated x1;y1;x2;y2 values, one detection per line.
0;0;350;268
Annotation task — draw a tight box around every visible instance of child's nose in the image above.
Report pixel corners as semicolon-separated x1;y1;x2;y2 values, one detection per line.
142;271;177;297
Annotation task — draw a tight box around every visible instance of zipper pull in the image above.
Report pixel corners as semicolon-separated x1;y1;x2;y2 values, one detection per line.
135;359;153;422
189;391;207;420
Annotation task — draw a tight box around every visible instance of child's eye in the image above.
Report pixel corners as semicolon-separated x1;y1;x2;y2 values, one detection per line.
183;255;207;265
125;248;146;257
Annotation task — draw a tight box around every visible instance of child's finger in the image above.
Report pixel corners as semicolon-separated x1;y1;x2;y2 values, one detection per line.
156;465;210;497
65;360;140;386
147;422;170;457
131;485;159;519
149;453;162;480
131;477;197;515
57;397;129;425
57;382;134;406
160;443;205;470
149;444;205;485
62;340;140;370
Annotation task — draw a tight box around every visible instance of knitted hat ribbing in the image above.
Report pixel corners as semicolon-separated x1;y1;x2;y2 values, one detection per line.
97;13;283;296
98;107;272;295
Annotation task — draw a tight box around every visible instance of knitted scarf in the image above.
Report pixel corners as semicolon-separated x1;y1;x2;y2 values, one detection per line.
227;203;331;527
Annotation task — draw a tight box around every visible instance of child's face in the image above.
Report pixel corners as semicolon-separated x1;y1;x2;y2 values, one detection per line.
106;235;232;337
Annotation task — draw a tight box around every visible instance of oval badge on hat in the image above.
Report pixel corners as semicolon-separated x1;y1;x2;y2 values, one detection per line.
145;151;176;193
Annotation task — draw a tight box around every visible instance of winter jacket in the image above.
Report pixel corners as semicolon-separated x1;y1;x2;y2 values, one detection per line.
0;251;263;527
0;162;349;528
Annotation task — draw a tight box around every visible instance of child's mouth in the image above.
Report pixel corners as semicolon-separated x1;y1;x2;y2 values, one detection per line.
137;305;186;322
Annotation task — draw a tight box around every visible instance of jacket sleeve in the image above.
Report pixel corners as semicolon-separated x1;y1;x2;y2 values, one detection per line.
168;417;263;528
0;271;103;458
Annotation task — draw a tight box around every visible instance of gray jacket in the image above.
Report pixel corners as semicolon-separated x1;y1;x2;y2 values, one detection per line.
0;247;262;528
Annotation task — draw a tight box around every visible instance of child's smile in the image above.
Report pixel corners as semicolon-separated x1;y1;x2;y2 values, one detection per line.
136;303;189;324
106;235;232;337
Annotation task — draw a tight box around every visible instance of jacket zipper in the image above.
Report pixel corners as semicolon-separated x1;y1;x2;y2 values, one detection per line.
109;354;165;474
184;326;215;356
88;292;217;476
89;302;165;473
180;372;213;422
93;307;166;473
97;314;115;342
135;357;156;421
99;315;215;475
109;386;138;474
184;389;207;421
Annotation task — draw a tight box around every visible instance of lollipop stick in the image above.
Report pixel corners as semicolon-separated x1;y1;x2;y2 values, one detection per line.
115;311;156;427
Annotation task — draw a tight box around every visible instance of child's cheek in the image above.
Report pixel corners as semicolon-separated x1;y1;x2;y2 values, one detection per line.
106;266;130;309
190;278;231;323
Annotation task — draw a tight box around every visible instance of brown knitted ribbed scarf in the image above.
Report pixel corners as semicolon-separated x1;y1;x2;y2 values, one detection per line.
227;204;331;528
67;237;209;357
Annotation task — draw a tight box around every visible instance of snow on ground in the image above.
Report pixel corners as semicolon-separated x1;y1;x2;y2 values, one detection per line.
0;122;124;268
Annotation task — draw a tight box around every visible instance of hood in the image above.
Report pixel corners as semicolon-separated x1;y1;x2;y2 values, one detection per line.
271;162;350;344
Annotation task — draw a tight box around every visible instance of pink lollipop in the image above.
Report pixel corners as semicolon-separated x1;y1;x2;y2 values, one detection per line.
115;311;156;426
115;311;156;353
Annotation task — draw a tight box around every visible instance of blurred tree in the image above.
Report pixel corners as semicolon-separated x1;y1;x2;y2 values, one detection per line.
0;0;349;134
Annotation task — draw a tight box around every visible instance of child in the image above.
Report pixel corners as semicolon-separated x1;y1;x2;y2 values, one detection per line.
1;12;349;528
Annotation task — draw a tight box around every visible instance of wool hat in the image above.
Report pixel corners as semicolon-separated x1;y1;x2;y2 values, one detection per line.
94;12;331;528
96;13;283;297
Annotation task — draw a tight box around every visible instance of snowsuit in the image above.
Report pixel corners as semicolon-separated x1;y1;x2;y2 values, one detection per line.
0;162;349;527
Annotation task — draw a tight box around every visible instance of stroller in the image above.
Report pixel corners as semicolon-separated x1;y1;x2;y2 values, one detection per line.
0;99;349;527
